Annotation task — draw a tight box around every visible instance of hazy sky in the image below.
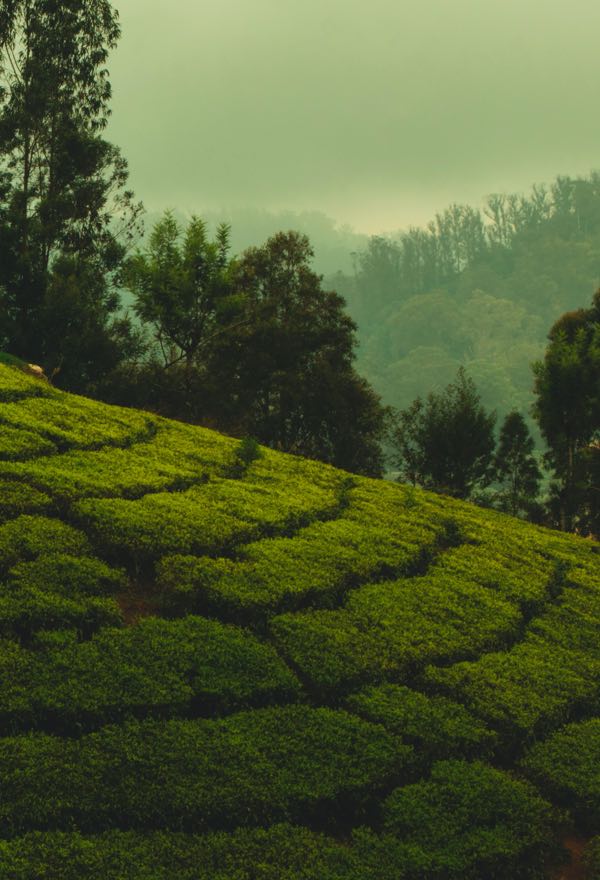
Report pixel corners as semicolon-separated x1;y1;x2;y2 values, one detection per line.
107;0;600;233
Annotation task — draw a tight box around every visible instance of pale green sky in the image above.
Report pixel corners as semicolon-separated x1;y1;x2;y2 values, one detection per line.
107;0;600;233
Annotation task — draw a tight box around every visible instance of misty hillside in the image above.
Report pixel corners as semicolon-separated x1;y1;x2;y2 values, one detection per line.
0;363;598;878
330;172;600;421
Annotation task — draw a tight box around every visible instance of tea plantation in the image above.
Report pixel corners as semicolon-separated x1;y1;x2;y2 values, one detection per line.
0;363;598;879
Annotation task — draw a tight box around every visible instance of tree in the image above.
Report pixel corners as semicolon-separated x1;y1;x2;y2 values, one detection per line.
492;411;542;518
205;231;387;476
392;367;496;499
0;0;142;389
533;290;600;533
122;212;238;415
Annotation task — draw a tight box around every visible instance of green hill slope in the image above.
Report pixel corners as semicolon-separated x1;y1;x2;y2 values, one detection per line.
0;363;598;879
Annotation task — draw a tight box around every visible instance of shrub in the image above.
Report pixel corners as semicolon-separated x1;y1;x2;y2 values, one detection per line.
0;396;154;450
158;513;434;623
8;555;126;597
425;638;600;746
521;718;600;831
0;616;301;731
0;707;409;833
0;825;389;880
0;482;53;522
271;554;522;693
0;516;90;574
0;588;122;641
0;425;57;460
381;760;558;879
346;684;497;761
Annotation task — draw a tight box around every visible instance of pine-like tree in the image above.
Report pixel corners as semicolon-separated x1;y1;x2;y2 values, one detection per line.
392;367;496;499
493;411;541;518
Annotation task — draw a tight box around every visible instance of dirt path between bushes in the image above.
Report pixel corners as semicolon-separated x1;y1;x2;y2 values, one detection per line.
552;837;589;880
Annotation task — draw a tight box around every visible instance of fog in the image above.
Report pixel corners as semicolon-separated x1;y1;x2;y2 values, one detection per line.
108;0;600;233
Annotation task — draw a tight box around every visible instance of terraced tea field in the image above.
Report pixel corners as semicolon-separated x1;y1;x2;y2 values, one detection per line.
0;363;598;878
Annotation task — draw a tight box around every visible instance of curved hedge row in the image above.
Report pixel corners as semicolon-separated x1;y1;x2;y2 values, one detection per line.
0;707;410;834
0;616;301;731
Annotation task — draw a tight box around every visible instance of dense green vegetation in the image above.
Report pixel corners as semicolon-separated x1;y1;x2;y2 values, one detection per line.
0;362;598;876
334;174;600;420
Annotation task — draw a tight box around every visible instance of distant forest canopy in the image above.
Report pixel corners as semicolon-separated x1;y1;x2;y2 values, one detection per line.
150;173;600;429
325;171;600;425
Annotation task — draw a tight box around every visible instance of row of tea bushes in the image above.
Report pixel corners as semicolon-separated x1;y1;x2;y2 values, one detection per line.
0;396;155;451
158;514;440;624
0;707;409;834
0;761;557;880
424;558;600;744
0;421;241;504
425;638;600;747
8;554;126;598
73;473;346;569
0;365;55;402
346;684;497;762
521;718;600;832
0;588;122;642
0;616;301;731
0;825;379;880
0;555;126;639
379;759;559;879
0;425;57;461
0;482;53;522
270;548;523;693
0;516;91;575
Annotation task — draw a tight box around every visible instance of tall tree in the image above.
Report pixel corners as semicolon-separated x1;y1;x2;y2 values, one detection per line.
493;411;542;518
206;231;387;475
0;0;141;389
533;290;600;533
124;213;234;370
392;367;496;499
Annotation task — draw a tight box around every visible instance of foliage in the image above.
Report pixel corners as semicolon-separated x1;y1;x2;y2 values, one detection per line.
0;0;142;390
124;212;234;378
391;367;496;499
533;289;600;534
121;225;388;476
521;719;600;831
334;172;600;440
346;684;497;761
0;616;300;732
0;825;380;880
492;411;542;518
226;435;263;478
0;363;596;876
270;549;523;694
0;707;408;833
381;760;558;879
208;231;387;475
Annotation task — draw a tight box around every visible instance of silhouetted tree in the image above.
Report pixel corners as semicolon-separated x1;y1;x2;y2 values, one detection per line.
533;290;600;533
392;367;496;499
493;411;541;518
0;0;141;389
206;231;387;475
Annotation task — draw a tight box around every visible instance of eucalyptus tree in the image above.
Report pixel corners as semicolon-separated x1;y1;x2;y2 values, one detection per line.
0;0;142;389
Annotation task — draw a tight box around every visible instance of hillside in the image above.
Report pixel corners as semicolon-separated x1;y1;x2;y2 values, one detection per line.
0;364;598;879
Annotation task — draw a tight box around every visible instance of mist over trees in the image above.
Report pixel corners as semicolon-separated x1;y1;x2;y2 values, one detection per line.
333;173;600;422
